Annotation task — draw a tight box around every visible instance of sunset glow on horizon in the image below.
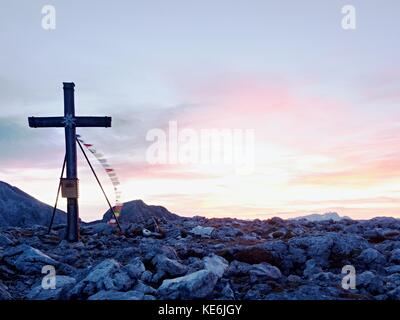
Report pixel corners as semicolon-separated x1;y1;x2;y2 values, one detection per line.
1;1;400;221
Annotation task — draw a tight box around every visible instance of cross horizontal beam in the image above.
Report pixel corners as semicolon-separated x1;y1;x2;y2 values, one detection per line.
28;116;112;128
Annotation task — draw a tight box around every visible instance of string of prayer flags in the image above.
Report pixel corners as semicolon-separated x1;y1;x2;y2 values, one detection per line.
76;134;123;224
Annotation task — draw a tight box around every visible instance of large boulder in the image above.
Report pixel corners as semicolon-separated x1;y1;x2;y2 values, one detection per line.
190;226;215;238
26;276;76;300
289;233;368;267
203;255;228;278
226;260;252;276
124;257;146;280
357;248;386;269
229;240;289;270
152;255;188;278
158;270;219;299
70;259;132;299
2;244;59;275
249;263;282;283
357;271;385;295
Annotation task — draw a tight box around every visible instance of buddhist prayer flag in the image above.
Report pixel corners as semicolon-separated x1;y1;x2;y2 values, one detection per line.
77;133;123;224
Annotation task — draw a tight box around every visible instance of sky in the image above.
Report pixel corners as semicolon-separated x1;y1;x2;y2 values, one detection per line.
1;0;400;221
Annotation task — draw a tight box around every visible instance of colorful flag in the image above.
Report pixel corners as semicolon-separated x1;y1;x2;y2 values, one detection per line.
77;133;124;226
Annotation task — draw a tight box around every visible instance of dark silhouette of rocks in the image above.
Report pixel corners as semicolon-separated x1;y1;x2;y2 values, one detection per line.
1;213;400;300
102;199;180;225
1;182;400;300
0;181;66;228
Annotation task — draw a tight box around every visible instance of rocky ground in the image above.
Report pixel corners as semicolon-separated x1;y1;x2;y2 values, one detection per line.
1;215;400;300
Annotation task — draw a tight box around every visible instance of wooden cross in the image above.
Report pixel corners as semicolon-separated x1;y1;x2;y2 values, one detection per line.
28;83;111;242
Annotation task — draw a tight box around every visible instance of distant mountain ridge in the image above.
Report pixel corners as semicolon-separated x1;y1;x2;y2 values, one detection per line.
0;181;66;228
291;212;351;222
0;181;376;230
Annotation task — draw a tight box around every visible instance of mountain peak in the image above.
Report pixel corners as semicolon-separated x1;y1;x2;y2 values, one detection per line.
0;180;66;228
102;199;180;224
291;212;351;222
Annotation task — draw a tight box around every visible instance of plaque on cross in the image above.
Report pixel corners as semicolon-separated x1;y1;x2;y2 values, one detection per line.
28;82;112;242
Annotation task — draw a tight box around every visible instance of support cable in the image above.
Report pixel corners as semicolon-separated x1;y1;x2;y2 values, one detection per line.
47;155;67;234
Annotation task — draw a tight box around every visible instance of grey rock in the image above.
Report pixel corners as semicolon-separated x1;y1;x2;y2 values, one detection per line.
303;259;322;278
85;259;120;284
0;282;12;300
140;240;178;261
244;283;272;300
357;271;384;295
289;236;332;267
151;271;166;283
220;282;235;300
385;265;400;274
125;257;146;279
213;226;243;239
203;254;228;278
231;240;287;268
88;290;144;300
374;294;388;300
389;249;400;264
133;281;157;295
3;244;59;274
26;276;76;300
287;275;303;284
249;263;282;283
226;260;252;276
152;255;188;277
241;233;260;241
311;272;340;285
385;274;400;291
369;217;400;228
381;229;400;239
0;234;14;247
140;270;153;283
104;270;134;291
265;284;345;300
357;248;386;269
185;257;205;274
85;223;115;236
290;233;368;267
387;286;400;300
70;259;120;298
190;226;215;238
158;269;218;299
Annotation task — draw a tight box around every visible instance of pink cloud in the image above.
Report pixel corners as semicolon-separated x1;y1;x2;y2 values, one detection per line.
359;68;400;104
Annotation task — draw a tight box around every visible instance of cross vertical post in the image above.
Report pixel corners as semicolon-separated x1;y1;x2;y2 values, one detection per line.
28;82;112;242
63;82;80;242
